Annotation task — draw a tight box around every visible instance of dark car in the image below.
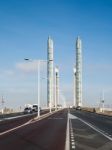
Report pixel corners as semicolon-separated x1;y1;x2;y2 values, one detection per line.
76;106;81;110
24;107;33;114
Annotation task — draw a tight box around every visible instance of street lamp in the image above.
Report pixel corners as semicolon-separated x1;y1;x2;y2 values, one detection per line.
24;59;47;118
73;66;76;107
1;95;5;114
55;67;59;110
101;100;104;113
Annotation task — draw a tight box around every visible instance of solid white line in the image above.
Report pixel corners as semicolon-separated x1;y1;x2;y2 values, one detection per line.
77;117;112;141
0;109;63;136
0;119;32;136
65;111;70;150
0;113;37;122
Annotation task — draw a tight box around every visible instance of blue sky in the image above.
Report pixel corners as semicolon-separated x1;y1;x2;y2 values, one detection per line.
0;0;112;109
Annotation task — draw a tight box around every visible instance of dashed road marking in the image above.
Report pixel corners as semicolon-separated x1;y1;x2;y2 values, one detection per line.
72;145;75;149
70;119;76;149
72;114;112;142
72;142;75;145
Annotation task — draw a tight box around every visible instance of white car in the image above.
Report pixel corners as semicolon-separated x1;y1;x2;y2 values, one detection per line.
32;104;38;112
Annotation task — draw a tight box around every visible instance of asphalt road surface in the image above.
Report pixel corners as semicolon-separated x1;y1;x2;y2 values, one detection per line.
0;109;49;133
0;108;112;150
69;109;112;150
0;109;67;150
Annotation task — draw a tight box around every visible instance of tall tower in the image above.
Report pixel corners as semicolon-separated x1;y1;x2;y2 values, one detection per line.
75;36;82;107
47;36;54;107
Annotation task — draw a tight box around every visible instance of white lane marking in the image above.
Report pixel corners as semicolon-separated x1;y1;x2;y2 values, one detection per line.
65;111;70;150
69;113;77;119
0;113;37;122
70;119;76;149
0;119;32;136
0;110;63;136
65;113;76;149
72;114;112;141
72;142;75;145
72;145;75;149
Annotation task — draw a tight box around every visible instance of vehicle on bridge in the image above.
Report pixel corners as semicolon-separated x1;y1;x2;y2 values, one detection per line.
24;104;33;114
24;107;33;114
76;106;81;110
24;104;41;114
32;104;38;112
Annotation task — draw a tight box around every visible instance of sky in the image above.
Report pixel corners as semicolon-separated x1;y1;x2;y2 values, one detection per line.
0;0;112;110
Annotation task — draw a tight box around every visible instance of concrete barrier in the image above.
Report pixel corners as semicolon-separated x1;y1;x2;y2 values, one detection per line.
81;107;112;116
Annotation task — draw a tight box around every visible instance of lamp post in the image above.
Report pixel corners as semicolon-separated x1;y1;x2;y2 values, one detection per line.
1;95;5;114
101;100;104;113
73;66;76;107
24;59;47;118
37;61;40;117
55;67;59;110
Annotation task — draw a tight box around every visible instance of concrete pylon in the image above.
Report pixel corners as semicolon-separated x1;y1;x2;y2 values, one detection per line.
75;36;82;107
47;36;54;107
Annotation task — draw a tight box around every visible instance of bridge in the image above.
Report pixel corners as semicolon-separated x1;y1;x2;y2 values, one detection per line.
0;36;112;150
0;108;112;150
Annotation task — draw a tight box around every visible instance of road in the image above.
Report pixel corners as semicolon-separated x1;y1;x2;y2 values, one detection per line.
69;109;112;150
0;109;49;133
0;109;67;150
0;108;112;150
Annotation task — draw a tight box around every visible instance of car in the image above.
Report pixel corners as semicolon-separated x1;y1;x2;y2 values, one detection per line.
24;107;33;114
76;106;81;110
32;104;38;112
69;105;73;108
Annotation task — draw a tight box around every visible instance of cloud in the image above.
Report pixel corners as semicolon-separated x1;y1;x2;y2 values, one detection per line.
16;60;47;73
0;70;15;78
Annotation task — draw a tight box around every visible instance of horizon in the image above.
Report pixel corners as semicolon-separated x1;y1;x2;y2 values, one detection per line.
0;0;112;110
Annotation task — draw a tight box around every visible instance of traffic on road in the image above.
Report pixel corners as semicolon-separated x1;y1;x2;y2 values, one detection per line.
0;109;112;150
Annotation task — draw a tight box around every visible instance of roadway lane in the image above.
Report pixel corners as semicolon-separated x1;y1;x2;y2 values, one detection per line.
0;109;49;133
70;109;112;137
69;109;112;150
0;109;67;150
